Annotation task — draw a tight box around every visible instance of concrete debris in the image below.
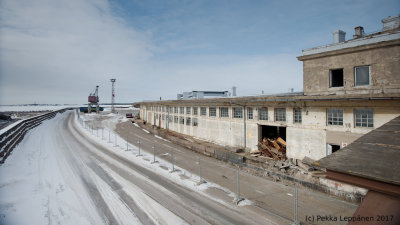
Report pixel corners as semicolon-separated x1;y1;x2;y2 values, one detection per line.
300;156;317;171
256;137;287;160
302;156;315;167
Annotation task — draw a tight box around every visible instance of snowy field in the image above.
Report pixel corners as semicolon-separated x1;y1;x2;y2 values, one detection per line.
0;111;251;225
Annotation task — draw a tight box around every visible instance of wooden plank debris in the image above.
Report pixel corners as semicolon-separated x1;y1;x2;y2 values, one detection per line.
254;137;287;160
277;137;286;146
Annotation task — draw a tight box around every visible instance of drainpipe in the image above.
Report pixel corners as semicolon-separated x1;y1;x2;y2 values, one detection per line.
243;106;246;150
167;107;169;130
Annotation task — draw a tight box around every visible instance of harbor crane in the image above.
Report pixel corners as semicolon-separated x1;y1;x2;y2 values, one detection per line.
88;85;99;113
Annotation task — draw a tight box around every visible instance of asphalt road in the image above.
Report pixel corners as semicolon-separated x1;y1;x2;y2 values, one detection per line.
59;111;290;224
106;114;359;225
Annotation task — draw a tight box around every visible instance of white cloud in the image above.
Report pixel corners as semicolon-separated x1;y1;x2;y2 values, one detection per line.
0;0;153;104
0;0;303;104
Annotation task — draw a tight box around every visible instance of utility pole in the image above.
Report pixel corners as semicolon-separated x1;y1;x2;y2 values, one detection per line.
110;78;116;113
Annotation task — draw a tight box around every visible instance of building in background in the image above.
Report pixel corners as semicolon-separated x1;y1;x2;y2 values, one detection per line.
138;15;400;161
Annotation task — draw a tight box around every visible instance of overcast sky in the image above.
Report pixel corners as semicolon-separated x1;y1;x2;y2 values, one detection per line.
0;0;399;104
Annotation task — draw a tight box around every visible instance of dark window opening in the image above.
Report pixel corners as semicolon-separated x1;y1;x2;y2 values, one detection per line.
258;125;286;142
330;69;344;87
331;144;340;153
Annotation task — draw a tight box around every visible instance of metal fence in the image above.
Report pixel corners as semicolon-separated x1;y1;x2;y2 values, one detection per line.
77;111;356;225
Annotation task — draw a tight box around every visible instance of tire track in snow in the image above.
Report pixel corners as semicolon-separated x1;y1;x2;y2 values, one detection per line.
69;113;258;225
87;161;155;225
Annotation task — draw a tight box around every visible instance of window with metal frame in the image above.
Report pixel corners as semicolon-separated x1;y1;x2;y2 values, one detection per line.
186;107;191;114
294;108;302;123
174;107;178;113
233;107;243;118
193;118;198;126
274;108;286;122
355;66;370;86
259;107;268;120
200;107;207;116
162;114;165;120
209;107;216;117
219;107;229;117
186;117;191;126
355;109;373;127
179;116;185;124
180;107;184;114
174;116;178;123
327;109;344;126
169;115;173;122
247;107;253;119
193;107;198;115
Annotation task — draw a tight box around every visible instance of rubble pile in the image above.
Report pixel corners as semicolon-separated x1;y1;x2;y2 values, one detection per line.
252;137;287;160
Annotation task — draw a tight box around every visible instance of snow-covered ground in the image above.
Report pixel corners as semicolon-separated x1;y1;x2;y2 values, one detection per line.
0;114;104;225
78;112;252;207
0;110;252;225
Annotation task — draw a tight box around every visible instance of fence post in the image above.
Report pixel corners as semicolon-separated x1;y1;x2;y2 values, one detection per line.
170;151;175;173
136;140;142;156
102;128;104;140
151;145;157;164
197;156;206;185
293;187;299;225
126;135;129;151
235;168;244;205
114;133;117;147
108;130;110;143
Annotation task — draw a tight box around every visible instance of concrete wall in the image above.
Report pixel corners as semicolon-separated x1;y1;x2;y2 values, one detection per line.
140;102;400;161
301;41;400;96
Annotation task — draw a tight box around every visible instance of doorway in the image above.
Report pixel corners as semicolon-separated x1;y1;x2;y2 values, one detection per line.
258;125;286;141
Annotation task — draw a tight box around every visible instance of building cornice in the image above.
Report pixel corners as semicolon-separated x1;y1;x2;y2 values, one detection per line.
297;37;400;61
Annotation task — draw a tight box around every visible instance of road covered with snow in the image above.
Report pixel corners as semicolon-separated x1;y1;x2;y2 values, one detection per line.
0;110;275;225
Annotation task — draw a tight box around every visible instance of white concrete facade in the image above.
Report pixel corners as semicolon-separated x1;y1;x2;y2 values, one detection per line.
139;101;400;160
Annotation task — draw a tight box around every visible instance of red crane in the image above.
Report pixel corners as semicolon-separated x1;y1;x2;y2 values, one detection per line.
88;85;99;103
88;85;99;113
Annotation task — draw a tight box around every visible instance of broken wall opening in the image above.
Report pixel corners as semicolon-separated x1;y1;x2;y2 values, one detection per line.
256;125;287;160
259;125;286;141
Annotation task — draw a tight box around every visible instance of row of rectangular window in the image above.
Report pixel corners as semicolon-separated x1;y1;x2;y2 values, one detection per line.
154;107;302;123
327;108;374;127
172;116;198;126
154;107;373;128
